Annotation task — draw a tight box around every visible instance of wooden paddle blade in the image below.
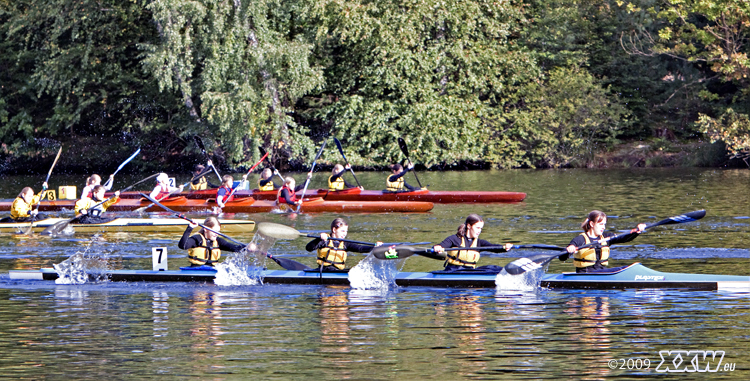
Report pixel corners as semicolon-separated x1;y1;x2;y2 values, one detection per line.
267;254;311;270
503;252;565;275
256;222;303;240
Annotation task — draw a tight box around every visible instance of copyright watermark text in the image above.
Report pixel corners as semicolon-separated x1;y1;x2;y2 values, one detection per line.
607;350;736;372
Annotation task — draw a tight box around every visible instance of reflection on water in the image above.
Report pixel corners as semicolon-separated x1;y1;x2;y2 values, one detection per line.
2;169;750;379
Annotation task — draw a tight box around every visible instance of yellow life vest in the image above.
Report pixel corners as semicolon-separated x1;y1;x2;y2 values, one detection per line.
258;178;275;191
190;176;207;190
386;175;404;192
10;193;42;219
74;197;118;216
574;233;609;268
317;240;347;270
445;237;480;268
187;233;222;266
328;175;345;191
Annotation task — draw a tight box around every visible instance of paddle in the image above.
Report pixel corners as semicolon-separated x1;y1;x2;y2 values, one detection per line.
368;244;564;261
397;137;423;189
194;136;222;183
260;147;285;183
257;222;382;246
40;173;159;236
502;209;707;276
21;146;63;235
333;138;362;188
225;149;269;202
296;139;328;213
140;193;310;271
112;148;140;177
133;167;213;213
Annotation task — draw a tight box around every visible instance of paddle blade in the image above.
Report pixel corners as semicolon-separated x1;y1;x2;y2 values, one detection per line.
267;254;311;270
646;209;706;229
397;137;409;157
503;252;564;275
370;245;434;260
257;222;302;240
40;220;72;236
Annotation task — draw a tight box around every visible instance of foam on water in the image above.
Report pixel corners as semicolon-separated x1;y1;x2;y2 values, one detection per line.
348;255;401;289
214;233;276;286
495;263;549;291
53;235;110;284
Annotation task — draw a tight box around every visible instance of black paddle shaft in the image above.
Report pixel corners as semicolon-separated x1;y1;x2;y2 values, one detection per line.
333;138;362;188
397;137;423;188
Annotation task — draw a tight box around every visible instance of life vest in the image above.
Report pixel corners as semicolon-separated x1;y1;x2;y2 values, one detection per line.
386;175;405;192
190;176;207;190
216;185;234;204
574;233;609;268
155;184;172;199
187;233;222;266
317;240;347;270
445;236;480;268
328;175;345;191
276;185;297;210
10;195;39;219
258;178;275;191
74;196;116;217
82;185;94;199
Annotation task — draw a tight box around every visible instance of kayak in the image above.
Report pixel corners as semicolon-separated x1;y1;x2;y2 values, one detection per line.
9;263;750;291
0;218;255;233
0;196;434;214
114;187;527;203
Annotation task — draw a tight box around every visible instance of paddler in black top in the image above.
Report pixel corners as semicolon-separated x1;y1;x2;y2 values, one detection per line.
258;168;280;191
386;163;419;192
328;164;360;191
189;162;219;190
306;218;382;270
276;175;310;211
433;214;513;272
563;210;646;273
178;217;247;267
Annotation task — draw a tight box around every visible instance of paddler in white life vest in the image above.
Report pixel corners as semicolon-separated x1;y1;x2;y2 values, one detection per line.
148;173;184;200
189;162;219;191
433;214;513;272
276;175;310;211
72;185;120;224
3;184;49;222
216;174;248;208
328;164;360;191
178;217;249;267
257;168;280;191
386;163;419;192
81;174;114;199
563;210;646;274
305;218;382;270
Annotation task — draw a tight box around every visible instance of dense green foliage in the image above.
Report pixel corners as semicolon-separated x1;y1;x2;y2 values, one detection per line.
0;0;747;172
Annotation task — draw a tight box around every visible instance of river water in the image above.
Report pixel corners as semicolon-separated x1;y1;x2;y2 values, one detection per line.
0;168;748;379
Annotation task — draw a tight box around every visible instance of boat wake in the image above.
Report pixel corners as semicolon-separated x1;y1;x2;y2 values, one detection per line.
348;255;401;290
495;264;549;291
214;234;277;286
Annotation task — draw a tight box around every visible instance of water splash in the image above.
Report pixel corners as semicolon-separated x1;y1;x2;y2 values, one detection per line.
348;255;400;290
53;235;110;284
495;263;549;291
214;233;276;286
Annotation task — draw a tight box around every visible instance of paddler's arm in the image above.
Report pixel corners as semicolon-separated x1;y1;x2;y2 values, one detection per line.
178;224;199;250
279;188;297;206
306;232;329;251
606;224;647;244
343;241;381;253
102;192;120;210
433;235;461;253
103;174;114;190
217;237;245;252
479;239;513;252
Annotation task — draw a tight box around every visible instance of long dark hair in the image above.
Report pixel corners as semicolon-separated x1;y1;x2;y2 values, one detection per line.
581;210;607;231
457;214;483;237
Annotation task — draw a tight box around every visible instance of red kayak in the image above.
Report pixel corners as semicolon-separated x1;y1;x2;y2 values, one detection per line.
7;196;433;214
115;187;526;203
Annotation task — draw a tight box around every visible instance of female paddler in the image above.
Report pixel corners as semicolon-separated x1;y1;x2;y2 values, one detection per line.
189;162;219;190
306;218;381;270
81;174;114;199
328;164;359;191
563;210;646;273
73;185;120;224
386;163;419;192
149;173;184;200
178;217;248;267
276;174;310;211
5;183;49;222
216;174;248;208
257;168;280;191
433;214;513;272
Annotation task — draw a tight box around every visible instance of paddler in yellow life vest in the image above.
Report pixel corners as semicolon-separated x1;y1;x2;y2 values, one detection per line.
305;218;382;270
563;210;646;274
386;163;420;192
178;217;249;267
328;164;360;191
4;184;49;222
189;162;219;191
72;185;120;224
433;214;513;272
258;168;280;191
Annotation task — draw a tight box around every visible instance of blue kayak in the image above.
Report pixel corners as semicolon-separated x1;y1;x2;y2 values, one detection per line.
8;263;750;291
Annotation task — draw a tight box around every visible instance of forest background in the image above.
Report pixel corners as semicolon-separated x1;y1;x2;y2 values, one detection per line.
1;0;749;174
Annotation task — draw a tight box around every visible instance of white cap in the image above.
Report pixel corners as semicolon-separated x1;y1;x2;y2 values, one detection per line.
156;173;169;184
